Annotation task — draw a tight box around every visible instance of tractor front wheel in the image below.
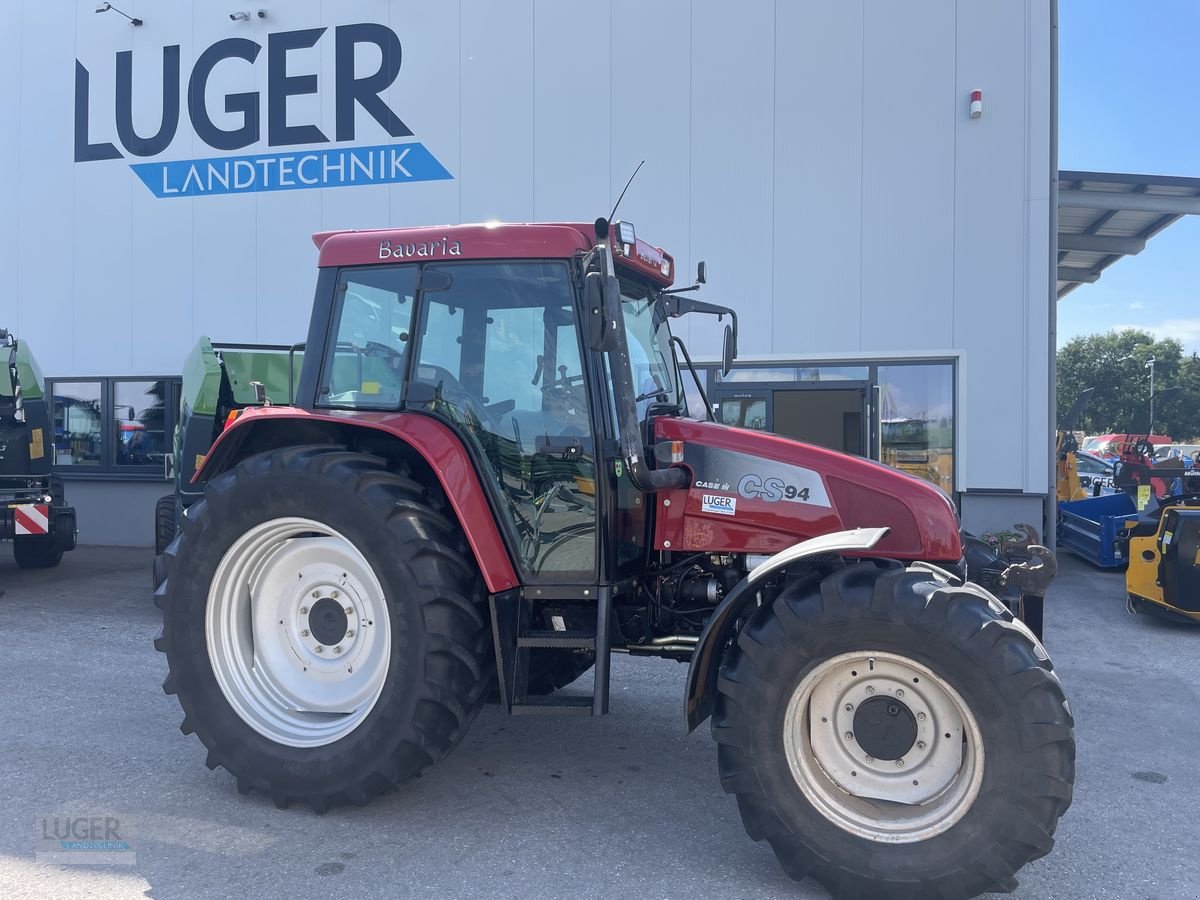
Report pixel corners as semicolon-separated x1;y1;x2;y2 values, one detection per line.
713;562;1074;899
155;446;491;811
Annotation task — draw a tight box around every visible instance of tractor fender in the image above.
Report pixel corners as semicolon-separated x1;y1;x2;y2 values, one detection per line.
192;407;520;593
683;527;889;733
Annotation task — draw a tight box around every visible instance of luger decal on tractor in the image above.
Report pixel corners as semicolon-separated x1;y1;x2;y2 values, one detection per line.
154;219;1074;898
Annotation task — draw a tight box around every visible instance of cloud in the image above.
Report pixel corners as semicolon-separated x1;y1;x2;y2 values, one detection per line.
1128;301;1145;310
1111;320;1200;352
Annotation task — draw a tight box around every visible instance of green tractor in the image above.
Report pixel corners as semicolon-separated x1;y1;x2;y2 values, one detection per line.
153;338;302;587
0;329;76;568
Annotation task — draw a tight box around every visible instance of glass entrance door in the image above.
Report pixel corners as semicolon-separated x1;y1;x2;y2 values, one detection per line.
712;383;871;456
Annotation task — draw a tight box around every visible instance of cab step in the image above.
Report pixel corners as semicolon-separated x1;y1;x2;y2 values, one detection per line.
489;586;613;717
517;630;596;649
510;695;593;715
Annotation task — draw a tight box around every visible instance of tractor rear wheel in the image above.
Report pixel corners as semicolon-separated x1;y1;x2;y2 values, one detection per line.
713;562;1074;899
155;445;491;811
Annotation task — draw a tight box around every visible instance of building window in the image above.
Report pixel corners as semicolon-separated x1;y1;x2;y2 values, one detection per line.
878;363;955;495
706;359;957;494
51;381;104;467
113;380;171;470
48;377;181;478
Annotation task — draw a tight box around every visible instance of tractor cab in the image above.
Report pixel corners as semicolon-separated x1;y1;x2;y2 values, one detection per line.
295;219;732;588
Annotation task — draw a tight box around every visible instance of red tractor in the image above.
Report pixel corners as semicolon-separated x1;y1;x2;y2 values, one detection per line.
156;219;1073;898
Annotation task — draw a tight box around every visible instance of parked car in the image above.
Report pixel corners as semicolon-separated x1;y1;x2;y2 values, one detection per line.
1082;433;1172;460
1074;450;1116;495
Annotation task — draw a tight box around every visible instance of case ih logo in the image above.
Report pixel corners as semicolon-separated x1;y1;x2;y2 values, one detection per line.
74;23;452;198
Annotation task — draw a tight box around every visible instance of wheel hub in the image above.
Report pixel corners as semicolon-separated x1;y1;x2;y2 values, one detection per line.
308;597;349;646
206;518;392;748
852;695;917;761
783;651;985;843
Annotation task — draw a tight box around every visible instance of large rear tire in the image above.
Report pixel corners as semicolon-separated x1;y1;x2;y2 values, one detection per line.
155;445;491;811
713;562;1074;899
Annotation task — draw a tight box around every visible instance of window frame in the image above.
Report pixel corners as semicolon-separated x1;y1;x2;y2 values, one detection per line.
46;375;182;480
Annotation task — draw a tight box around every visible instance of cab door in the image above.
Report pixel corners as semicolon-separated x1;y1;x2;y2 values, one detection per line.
407;261;600;582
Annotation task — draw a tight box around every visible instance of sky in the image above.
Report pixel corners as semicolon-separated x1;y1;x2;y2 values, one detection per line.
1057;0;1200;352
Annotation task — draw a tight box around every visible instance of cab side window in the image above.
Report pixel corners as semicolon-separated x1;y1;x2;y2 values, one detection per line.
319;265;417;409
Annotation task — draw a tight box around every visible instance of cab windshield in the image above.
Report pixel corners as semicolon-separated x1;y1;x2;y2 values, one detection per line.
619;282;681;416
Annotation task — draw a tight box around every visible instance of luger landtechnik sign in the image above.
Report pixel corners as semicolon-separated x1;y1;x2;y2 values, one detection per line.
74;23;452;198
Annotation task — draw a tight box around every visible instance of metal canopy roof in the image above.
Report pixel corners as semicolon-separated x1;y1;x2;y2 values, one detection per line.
1057;170;1200;298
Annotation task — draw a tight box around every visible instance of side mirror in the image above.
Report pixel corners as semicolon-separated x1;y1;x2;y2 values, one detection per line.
696;261;707;285
584;271;621;352
721;324;737;376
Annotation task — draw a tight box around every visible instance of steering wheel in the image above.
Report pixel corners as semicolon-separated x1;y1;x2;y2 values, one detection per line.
418;364;497;429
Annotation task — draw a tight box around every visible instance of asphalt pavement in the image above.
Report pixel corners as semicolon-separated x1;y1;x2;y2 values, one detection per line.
0;545;1197;899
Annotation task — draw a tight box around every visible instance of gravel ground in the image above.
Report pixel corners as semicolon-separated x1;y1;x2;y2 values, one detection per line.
0;545;1196;899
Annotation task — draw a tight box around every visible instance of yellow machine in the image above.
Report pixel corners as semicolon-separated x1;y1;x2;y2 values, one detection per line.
1056;388;1096;502
1126;497;1200;622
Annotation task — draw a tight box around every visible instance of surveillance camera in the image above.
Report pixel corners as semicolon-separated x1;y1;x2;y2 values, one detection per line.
229;11;250;21
256;9;267;18
95;2;112;12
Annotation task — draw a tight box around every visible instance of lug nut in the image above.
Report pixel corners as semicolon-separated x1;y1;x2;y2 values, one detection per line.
865;755;874;763
865;686;875;695
312;590;319;598
917;712;927;721
300;606;308;615
346;629;355;638
344;607;353;616
844;703;853;712
334;646;343;654
315;646;324;653
896;689;905;698
332;590;340;599
300;629;309;637
844;732;854;741
896;759;905;768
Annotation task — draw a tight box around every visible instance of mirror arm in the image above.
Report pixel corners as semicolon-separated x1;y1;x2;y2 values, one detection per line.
670;335;714;421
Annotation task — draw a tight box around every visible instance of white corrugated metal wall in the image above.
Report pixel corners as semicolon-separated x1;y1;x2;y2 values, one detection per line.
0;0;1051;499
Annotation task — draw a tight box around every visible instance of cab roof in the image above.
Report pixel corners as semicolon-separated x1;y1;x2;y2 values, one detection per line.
313;222;591;267
312;221;675;286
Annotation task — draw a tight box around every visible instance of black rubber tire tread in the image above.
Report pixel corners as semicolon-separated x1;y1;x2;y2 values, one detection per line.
525;649;595;696
712;562;1075;900
154;494;177;554
152;494;178;589
155;444;491;812
13;536;63;569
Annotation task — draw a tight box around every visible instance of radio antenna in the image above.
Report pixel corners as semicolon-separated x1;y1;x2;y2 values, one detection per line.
607;160;645;225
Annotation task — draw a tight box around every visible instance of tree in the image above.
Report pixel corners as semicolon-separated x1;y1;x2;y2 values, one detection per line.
1057;330;1200;439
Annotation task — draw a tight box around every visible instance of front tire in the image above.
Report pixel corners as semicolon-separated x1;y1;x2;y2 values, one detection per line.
155;446;491;811
713;562;1074;899
526;648;595;696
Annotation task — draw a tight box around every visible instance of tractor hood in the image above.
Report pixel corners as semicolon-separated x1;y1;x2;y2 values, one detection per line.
653;417;962;562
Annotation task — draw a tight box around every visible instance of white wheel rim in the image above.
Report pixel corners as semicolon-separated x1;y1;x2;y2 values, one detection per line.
206;517;392;748
783;651;984;843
